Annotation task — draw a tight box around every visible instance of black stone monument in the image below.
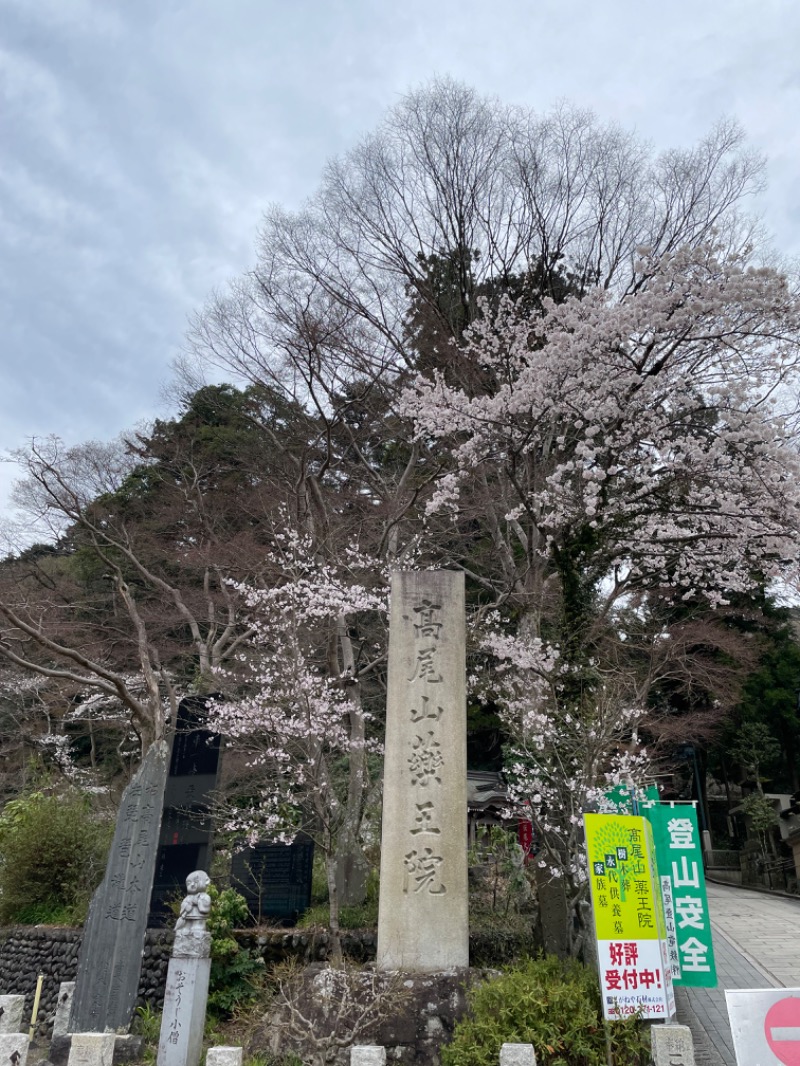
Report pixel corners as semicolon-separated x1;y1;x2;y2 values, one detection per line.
230;834;314;925
148;696;221;926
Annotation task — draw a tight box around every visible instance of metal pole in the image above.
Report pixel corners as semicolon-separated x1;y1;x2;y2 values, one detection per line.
689;746;708;834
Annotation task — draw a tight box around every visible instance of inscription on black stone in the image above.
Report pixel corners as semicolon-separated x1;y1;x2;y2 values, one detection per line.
70;740;170;1032
231;835;314;925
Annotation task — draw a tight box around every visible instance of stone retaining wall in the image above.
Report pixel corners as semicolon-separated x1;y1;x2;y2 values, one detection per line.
0;927;173;1031
0;927;80;1031
0;925;533;1033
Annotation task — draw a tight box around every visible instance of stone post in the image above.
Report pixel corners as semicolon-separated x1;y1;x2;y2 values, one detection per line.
156;872;213;1066
651;1024;695;1066
67;1034;115;1066
376;570;469;972
0;998;25;1035
350;1048;386;1066
500;1045;537;1066
52;984;75;1039
0;1034;30;1066
205;1050;242;1066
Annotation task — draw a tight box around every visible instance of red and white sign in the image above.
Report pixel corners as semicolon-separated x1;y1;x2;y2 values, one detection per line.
766;998;800;1066
596;939;673;1019
727;990;800;1065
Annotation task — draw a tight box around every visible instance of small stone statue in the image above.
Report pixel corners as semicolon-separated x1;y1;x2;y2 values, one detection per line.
173;871;212;956
175;871;212;929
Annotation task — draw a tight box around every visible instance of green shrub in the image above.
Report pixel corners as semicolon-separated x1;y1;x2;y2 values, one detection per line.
0;789;112;924
133;1003;162;1043
296;897;379;930
207;886;264;1018
469;826;534;922
309;853;329;905
297;865;380;930
132;1004;161;1065
442;956;649;1066
296;895;380;931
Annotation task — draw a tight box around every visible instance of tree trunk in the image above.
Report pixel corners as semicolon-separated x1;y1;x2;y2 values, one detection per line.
333;618;370;907
325;850;344;967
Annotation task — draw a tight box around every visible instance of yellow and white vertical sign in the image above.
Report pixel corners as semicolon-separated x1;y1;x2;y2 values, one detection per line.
584;813;675;1020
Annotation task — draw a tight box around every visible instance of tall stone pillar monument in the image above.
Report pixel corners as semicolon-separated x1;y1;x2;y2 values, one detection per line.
70;740;170;1032
376;570;468;971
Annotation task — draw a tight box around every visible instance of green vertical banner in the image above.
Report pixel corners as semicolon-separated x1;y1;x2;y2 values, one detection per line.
645;803;717;988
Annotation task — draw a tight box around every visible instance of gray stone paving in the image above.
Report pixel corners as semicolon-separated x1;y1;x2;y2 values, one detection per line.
673;881;800;1065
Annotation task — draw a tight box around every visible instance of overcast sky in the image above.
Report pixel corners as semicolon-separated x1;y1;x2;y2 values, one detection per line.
2;0;800;528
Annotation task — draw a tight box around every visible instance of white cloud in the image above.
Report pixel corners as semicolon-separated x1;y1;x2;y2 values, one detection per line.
2;0;800;534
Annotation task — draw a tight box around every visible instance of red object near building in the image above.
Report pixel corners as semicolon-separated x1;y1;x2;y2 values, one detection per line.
518;819;533;861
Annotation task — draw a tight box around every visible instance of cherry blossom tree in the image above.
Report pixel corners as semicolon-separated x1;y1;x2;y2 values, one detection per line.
209;528;390;949
0;664;140;796
405;240;800;952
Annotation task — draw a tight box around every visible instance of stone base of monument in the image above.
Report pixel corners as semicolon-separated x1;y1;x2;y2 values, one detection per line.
109;1035;145;1063
350;1048;385;1066
49;1033;145;1066
67;1033;116;1066
255;965;486;1066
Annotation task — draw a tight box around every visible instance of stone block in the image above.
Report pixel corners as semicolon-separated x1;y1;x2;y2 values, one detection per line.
0;997;25;1035
350;1048;386;1066
51;1032;141;1066
68;1033;116;1066
113;1035;145;1063
52;983;75;1039
651;1023;695;1066
0;1035;30;1066
500;1043;537;1066
205;1049;242;1066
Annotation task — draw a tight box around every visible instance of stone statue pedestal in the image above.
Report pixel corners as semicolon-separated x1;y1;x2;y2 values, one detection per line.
156;872;213;1066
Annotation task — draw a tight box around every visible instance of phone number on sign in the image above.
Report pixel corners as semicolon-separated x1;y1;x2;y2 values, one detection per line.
609;1003;665;1016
